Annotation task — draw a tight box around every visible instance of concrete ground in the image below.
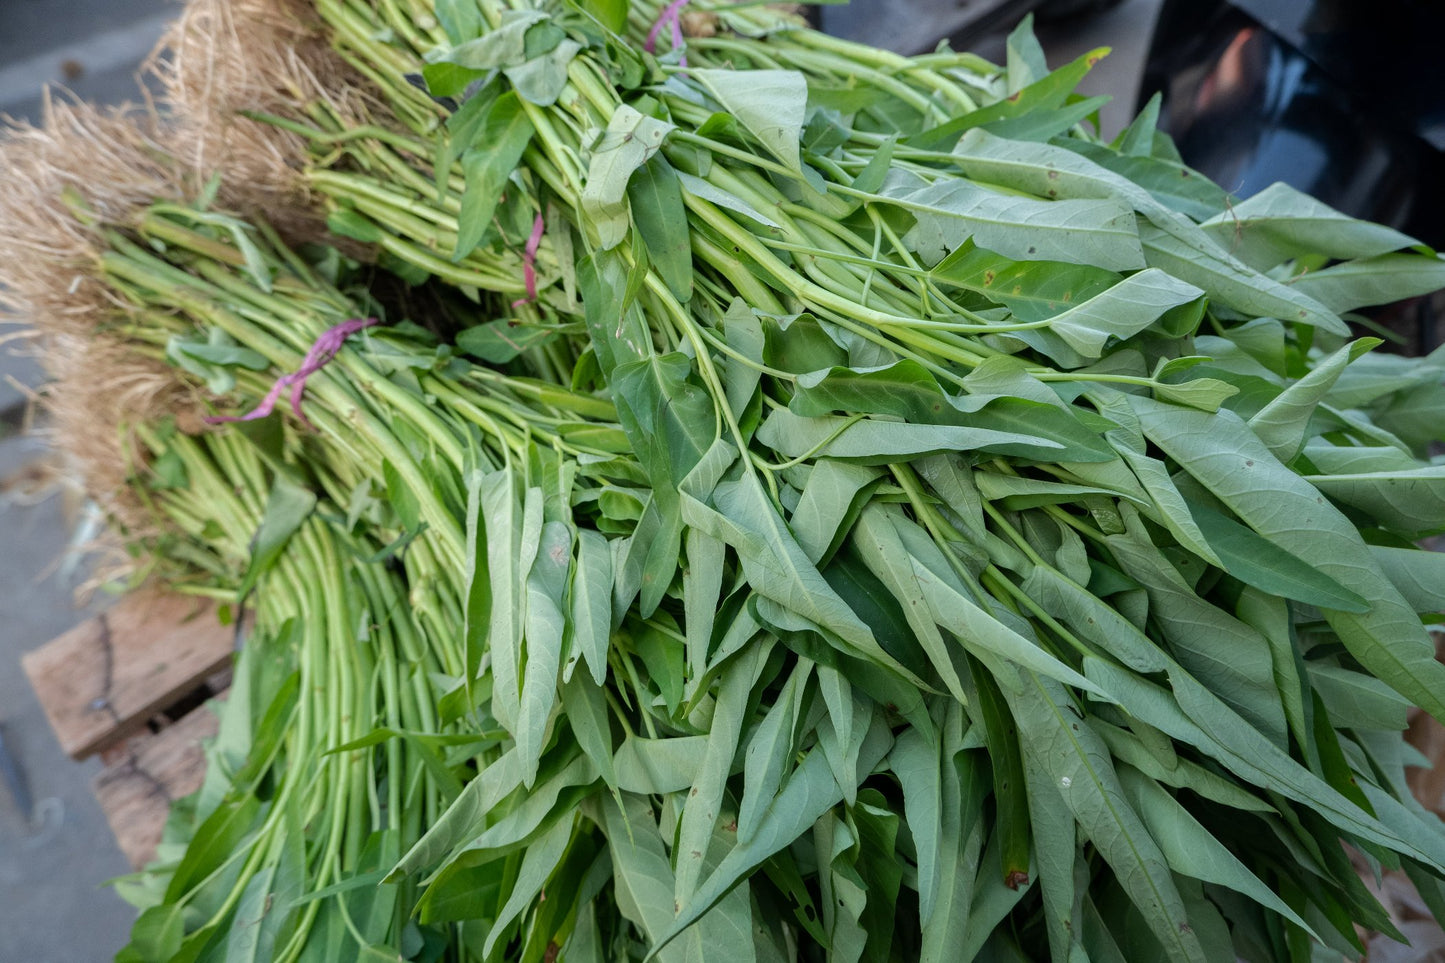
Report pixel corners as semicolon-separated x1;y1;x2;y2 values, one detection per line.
0;1;1160;960
0;4;178;960
0;436;137;963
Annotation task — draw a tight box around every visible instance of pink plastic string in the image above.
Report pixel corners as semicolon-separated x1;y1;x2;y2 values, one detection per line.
645;0;691;66
511;213;546;309
205;317;379;430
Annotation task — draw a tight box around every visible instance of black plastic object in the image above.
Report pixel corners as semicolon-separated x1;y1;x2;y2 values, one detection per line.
1144;0;1445;351
815;0;1118;56
815;0;1031;55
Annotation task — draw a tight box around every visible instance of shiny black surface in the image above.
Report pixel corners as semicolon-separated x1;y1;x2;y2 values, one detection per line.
1145;0;1445;350
1226;0;1445;150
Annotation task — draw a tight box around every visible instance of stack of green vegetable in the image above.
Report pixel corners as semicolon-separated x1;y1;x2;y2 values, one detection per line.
11;0;1445;959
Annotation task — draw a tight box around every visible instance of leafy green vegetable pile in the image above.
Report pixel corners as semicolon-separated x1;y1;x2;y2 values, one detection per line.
12;0;1445;960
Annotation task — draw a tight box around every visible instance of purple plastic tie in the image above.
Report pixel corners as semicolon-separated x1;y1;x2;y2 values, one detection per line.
645;0;691;66
511;213;546;309
205;317;378;430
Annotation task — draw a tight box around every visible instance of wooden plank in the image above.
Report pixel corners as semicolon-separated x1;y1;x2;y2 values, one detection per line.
20;591;235;759
92;707;218;870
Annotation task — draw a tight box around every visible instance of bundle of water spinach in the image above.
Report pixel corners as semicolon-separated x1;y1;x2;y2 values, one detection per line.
147;0;1445;959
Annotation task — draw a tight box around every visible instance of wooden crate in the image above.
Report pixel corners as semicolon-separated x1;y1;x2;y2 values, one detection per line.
22;590;235;868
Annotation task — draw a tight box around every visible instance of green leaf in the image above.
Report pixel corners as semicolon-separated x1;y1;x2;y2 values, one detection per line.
448;751;598;859
920;706;983;962
1043;269;1203;359
931;241;1121;320
165;793;263;903
422;60;487;100
971;661;1031;889
582;105;675;250
944;128;1344;331
483;470;526;733
1289;252;1445;313
1190;504;1370;612
580;0;628;32
1151;377;1239;413
720;300;765;427
683;526;726;685
756;408;1083;466
604;794;757;963
484;816;575;957
570;529;614;686
1059;139;1229;221
903;529;1105;697
634;618;685;714
1104;507;1288;744
676;171;781;229
519;520;572;787
562;669;618;801
1131;395;1445;727
1308;664;1411;732
808;557;934;712
577;248;651;377
1005;14;1048;91
800;361;1117;460
456;319;556;363
1020;563;1166;674
1023;749;1083;963
886;178;1144;272
434;0;485;42
1116;767;1319;937
122;904;187;962
1091;722;1273;813
611;352;716;614
238;476;315;598
787;460;881;568
613;735;706;794
1107;444;1222;566
889;728;944;927
389;749;525;879
676;643;771;903
682;474;918;682
1083;656;1445;870
738;659;811;842
1138;221;1346;333
850;135;896;197
1369;544;1445;613
629;154;694;301
853;505;968;702
691;69;807;172
436;78;500;196
1200;182;1419;270
455;92;535;260
505;39;582;105
984;96;1113;144
1008;674;1208;963
1248;339;1379;461
815;812;869;963
433;9;546;69
167;329;271;395
906;47;1108;152
647;712;893;960
850;794;906;963
1306;464;1445;536
816;668;865;806
168;328;271;390
1111;92;1162;158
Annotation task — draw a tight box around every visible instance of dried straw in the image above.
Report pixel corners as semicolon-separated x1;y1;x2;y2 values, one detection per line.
0;96;184;341
0;0;387;573
0;96;202;535
149;0;384;246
